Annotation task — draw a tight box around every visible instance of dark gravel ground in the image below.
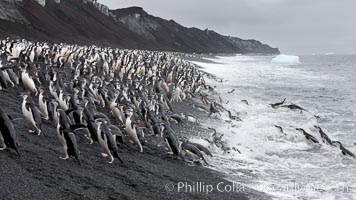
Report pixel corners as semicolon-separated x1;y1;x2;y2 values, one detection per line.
0;75;269;200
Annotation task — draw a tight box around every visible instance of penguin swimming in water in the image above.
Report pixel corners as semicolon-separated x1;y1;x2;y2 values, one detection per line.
296;128;320;146
283;104;307;112
241;99;249;105
181;113;198;124
270;98;286;108
331;141;356;159
313;125;333;145
275;125;286;135
227;89;235;94
0;107;20;155
21;68;38;95
186;140;213;157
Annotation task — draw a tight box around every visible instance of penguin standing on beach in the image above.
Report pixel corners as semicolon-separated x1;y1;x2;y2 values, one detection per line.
161;123;180;156
38;88;49;120
22;94;42;135
124;110;143;152
21;68;38;95
275;125;286;135
56;110;84;163
0;60;15;88
96;121;124;164
0;107;20;155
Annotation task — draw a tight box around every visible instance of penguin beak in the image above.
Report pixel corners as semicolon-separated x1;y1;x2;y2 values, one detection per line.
17;92;30;96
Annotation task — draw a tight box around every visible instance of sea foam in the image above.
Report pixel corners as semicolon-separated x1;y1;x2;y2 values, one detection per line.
271;54;300;65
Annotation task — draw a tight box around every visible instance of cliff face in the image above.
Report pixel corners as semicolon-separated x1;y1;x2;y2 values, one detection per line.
0;1;280;54
0;0;28;24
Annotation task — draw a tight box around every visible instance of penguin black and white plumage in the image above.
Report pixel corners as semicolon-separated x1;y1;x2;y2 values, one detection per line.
168;113;185;124
161;123;180;156
296;128;319;145
0;60;15;88
108;124;126;144
275;125;286;135
124;110;143;152
227;110;242;121
47;100;56;122
283;104;307;112
56;110;84;163
187;140;213;157
58;90;69;110
110;102;125;126
180;138;209;165
96;121;124;164
332;141;356;159
22;94;42;135
38;88;49;120
208;101;221;117
314;126;333;145
21;69;38;95
0;107;20;155
270;98;286;108
82;102;99;144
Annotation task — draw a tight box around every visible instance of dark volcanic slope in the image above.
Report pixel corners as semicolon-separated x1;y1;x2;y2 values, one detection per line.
0;0;156;48
0;88;269;200
0;0;279;54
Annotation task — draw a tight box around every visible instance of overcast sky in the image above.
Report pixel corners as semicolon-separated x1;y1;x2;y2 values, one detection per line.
99;0;356;54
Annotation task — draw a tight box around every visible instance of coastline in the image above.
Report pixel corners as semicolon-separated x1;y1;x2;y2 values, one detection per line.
0;57;270;200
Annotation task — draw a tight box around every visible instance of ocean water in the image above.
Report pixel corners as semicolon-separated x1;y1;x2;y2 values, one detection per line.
192;55;356;200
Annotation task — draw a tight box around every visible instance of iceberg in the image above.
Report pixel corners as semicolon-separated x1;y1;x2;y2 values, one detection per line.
271;54;300;64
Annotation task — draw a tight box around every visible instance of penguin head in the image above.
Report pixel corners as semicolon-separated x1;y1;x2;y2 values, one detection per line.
22;93;29;100
331;141;342;148
295;128;304;133
96;121;103;129
181;137;189;143
313;125;321;130
38;87;45;94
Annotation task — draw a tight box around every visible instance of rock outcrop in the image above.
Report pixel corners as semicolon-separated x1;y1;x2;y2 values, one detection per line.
111;7;279;54
0;0;28;24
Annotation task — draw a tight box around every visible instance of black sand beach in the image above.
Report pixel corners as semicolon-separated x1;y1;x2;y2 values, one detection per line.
0;87;270;200
0;47;270;200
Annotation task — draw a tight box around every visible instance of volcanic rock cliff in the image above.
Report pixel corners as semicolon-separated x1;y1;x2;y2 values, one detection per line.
0;0;280;54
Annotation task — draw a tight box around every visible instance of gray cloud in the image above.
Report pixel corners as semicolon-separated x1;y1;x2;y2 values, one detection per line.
99;0;356;54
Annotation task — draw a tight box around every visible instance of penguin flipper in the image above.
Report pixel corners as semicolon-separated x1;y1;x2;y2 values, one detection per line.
70;124;87;131
65;108;81;115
